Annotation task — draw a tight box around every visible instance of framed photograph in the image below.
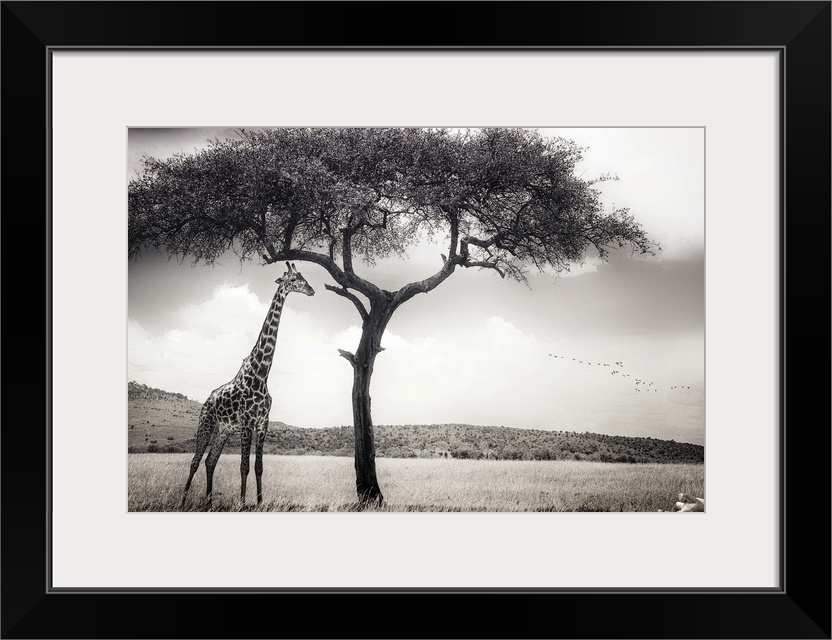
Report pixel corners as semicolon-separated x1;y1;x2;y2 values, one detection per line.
3;2;829;638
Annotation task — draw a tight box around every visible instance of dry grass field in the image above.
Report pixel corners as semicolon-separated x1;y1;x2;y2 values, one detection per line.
128;454;704;512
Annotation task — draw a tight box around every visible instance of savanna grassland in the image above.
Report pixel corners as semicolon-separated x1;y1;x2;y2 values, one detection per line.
129;454;704;512
128;382;704;512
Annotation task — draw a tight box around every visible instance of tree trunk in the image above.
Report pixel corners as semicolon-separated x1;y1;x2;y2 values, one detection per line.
352;352;383;505
347;304;392;507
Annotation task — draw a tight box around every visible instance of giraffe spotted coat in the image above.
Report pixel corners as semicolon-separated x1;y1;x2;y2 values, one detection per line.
181;263;314;509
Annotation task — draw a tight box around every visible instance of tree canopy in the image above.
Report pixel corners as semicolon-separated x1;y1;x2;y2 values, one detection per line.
129;128;656;311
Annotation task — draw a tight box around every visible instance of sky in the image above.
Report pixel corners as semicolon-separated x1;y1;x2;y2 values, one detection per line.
127;127;705;445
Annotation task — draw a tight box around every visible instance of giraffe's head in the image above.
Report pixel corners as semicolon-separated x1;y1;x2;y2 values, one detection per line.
278;262;315;297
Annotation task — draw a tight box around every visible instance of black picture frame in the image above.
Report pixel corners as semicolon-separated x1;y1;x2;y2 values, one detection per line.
2;2;829;638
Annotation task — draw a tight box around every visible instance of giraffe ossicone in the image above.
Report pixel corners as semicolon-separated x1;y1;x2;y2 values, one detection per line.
181;262;315;510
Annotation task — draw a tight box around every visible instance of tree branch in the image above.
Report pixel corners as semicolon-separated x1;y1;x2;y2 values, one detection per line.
391;262;458;308
462;259;506;278
342;228;354;274
260;239;385;302
325;284;369;322
389;228;504;307
462;233;501;250
447;212;459;262
337;349;357;367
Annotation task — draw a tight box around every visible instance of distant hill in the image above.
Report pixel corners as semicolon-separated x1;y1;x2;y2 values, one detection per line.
128;381;195;403
127;381;294;453
127;382;703;463
128;381;203;451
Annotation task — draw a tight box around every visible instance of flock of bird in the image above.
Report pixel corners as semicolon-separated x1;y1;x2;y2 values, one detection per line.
547;353;693;394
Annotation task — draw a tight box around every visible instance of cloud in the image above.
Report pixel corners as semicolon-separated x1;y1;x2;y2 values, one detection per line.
171;282;269;336
362;316;567;427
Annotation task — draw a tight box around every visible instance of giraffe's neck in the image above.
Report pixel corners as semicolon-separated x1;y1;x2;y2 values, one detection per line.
242;284;288;381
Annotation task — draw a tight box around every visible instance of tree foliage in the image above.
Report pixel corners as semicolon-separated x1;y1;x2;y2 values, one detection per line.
129;128;657;298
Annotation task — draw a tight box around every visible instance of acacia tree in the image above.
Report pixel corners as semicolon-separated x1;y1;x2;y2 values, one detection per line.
129;127;657;505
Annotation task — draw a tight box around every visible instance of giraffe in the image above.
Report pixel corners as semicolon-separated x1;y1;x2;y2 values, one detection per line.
181;262;315;509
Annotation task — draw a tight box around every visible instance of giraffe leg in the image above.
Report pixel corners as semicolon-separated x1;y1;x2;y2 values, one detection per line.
181;410;215;508
240;429;252;506
204;429;230;508
254;426;267;505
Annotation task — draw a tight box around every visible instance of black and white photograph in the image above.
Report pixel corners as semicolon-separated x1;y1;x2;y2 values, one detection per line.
127;126;704;513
